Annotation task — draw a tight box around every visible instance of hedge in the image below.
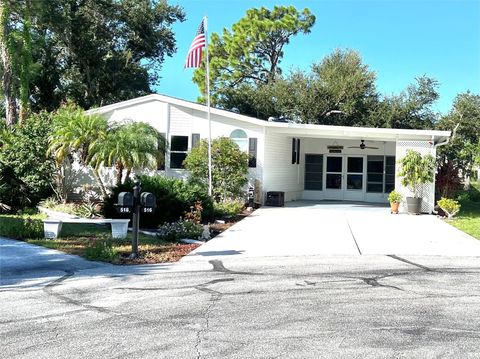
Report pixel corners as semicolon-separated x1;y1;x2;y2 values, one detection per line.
0;214;45;239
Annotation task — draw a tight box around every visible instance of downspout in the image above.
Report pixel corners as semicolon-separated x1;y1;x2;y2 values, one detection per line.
430;124;456;213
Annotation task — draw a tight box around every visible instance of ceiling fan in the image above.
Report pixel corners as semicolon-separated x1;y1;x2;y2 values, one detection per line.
348;140;379;150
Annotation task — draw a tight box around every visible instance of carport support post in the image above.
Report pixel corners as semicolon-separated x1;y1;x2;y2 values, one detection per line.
130;181;141;259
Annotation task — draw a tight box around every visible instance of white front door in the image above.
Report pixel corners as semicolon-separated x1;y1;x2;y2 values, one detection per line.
323;155;366;201
324;155;343;200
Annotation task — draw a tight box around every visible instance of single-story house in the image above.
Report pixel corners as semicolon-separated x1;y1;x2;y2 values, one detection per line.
87;94;451;213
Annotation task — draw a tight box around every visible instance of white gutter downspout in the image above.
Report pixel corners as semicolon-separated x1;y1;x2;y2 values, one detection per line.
430;124;455;214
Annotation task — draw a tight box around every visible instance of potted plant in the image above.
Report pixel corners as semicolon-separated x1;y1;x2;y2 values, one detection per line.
387;190;402;214
397;150;436;214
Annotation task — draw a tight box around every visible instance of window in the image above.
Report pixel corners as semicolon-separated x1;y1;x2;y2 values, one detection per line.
304;154;323;190
366;155;396;193
367;156;384;193
230;129;248;152
385;156;395;193
170;135;188;169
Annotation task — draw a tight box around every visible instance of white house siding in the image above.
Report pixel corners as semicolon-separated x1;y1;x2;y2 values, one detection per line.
395;140;436;213
107;100;169;133
262;130;304;202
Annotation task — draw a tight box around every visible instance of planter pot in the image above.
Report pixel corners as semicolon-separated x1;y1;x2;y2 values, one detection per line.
406;197;422;214
390;202;400;214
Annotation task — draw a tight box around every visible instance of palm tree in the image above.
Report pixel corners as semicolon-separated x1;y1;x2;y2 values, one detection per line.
48;104;109;197
89;122;166;186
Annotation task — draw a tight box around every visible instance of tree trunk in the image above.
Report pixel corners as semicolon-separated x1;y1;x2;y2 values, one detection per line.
115;162;124;186
125;168;132;184
92;168;108;199
0;2;17;127
19;0;32;122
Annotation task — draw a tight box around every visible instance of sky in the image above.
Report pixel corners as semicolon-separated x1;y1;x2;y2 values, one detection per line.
154;0;480;115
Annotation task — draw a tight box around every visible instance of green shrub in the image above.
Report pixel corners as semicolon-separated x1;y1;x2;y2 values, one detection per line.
0;214;45;239
437;197;461;219
103;175;214;227
455;184;480;202
38;197;59;209
184;137;249;202
157;220;204;242
0;113;55;210
214;199;245;217
85;240;119;261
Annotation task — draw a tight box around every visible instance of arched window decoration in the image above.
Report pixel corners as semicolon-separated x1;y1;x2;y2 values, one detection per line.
230;129;248;152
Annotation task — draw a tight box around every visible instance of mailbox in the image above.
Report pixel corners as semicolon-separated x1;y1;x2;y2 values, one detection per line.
140;192;156;210
116;192;134;214
118;192;134;207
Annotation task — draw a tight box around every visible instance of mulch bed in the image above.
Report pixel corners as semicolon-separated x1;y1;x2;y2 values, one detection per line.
117;243;202;265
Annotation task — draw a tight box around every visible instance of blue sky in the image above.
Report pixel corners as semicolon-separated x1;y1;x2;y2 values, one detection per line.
154;0;480;115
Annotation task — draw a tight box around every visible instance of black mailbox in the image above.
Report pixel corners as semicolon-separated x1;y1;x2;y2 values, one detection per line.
118;192;134;207
116;192;134;214
140;192;156;213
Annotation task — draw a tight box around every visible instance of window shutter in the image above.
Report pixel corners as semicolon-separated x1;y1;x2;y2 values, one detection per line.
157;133;166;170
296;139;301;164
248;138;257;168
191;133;200;149
291;138;296;164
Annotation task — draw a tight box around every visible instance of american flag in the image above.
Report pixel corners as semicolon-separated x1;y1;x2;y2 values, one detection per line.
184;19;206;68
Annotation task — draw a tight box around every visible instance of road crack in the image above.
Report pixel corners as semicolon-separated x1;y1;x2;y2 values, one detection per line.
194;278;233;359
43;270;112;314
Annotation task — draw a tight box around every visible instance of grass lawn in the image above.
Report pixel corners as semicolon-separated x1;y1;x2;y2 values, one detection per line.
444;182;480;240
448;200;480;240
26;223;200;264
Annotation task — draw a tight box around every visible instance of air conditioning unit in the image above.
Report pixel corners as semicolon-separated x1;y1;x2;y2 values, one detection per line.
265;191;285;207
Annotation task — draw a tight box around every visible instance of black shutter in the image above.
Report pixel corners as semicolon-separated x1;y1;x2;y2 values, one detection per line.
191;133;200;149
157;133;166;170
291;138;296;164
296;138;300;164
248;138;257;168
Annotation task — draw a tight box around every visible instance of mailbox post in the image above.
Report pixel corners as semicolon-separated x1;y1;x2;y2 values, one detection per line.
131;181;141;258
116;181;156;259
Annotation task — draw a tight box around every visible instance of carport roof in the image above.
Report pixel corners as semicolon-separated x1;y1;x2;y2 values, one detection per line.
87;93;451;143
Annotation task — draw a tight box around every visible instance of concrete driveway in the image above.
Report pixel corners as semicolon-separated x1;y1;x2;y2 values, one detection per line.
185;201;480;260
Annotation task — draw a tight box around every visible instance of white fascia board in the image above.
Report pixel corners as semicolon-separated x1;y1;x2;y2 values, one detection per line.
265;123;451;142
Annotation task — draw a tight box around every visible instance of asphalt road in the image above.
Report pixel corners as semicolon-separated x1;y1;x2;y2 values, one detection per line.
2;239;480;358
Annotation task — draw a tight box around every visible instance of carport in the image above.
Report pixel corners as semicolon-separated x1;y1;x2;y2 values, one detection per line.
184;202;480;260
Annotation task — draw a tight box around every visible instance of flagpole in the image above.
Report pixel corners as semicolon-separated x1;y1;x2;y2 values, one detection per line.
204;15;213;197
